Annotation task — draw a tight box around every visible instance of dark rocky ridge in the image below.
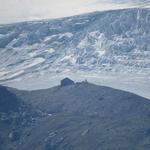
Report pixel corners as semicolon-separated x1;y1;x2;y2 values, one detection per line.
0;85;21;113
0;79;150;150
0;85;42;150
12;80;150;117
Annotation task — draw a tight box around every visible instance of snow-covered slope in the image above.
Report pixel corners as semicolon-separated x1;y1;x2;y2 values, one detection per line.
0;8;150;85
102;0;150;7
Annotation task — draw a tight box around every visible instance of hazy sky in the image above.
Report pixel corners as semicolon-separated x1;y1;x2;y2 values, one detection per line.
0;0;149;24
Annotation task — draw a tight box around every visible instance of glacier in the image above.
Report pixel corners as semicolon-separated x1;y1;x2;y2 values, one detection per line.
0;8;150;98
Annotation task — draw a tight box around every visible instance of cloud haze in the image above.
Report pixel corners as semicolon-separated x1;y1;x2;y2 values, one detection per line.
0;0;149;24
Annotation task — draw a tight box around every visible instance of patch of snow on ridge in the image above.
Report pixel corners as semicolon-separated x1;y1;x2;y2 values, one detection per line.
44;35;58;42
44;32;73;42
77;37;88;49
0;71;10;77
91;32;107;56
61;54;76;64
77;31;107;56
0;70;24;81
58;32;73;39
44;48;55;53
29;52;37;57
7;70;25;79
21;57;45;70
25;57;45;68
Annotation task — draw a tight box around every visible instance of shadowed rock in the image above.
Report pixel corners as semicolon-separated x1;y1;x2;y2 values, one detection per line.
60;78;75;87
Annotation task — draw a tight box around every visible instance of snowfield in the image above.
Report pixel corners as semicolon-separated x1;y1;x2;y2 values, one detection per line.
0;8;150;98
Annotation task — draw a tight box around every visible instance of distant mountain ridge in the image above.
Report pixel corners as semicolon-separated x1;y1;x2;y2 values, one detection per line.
0;8;150;84
101;0;150;7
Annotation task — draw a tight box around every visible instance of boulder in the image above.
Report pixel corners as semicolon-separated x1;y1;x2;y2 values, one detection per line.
8;131;20;142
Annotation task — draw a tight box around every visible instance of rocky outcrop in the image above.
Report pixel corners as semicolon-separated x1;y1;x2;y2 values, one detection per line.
60;78;75;87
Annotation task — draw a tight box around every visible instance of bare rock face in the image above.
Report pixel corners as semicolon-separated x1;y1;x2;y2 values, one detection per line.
60;78;75;87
